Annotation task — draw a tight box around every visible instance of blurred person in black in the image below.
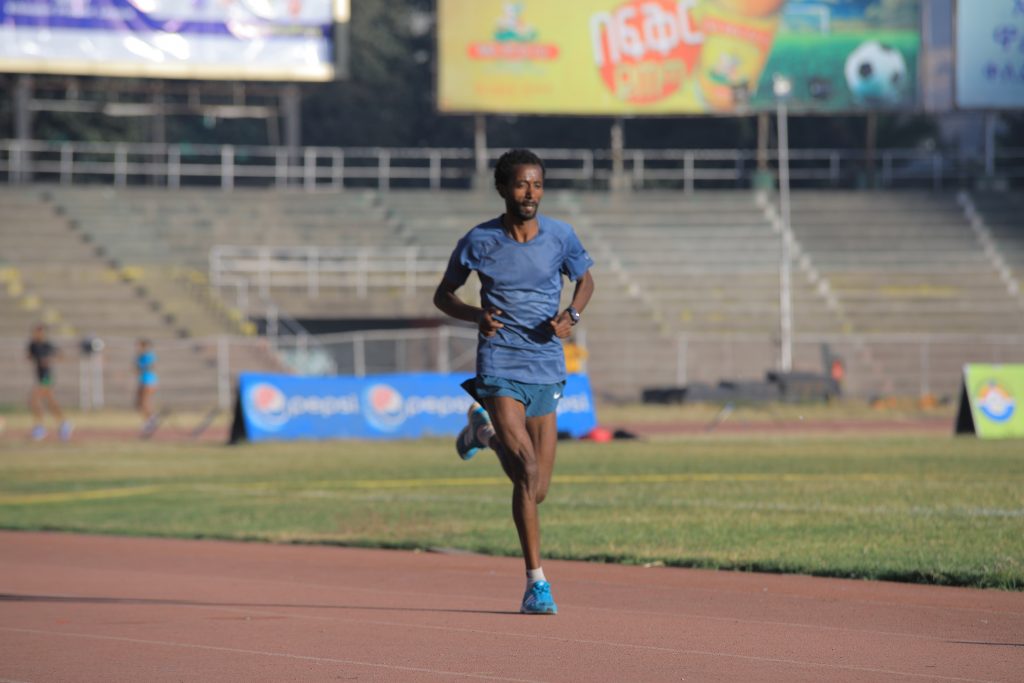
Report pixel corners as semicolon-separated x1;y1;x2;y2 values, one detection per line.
27;324;72;441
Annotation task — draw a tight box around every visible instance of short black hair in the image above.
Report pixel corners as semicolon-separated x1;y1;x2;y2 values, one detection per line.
494;148;545;190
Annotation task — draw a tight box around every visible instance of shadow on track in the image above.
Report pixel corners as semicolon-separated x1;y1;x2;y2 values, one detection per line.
0;593;517;616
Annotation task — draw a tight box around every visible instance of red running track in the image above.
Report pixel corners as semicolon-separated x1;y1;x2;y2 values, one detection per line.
0;531;1021;682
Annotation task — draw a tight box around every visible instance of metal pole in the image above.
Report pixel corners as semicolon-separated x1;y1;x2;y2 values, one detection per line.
92;352;104;409
610;117;625;191
152;82;167;147
259;247;271;300
865;112;877;188
282;83;301;174
757;112;770;171
984;112;997;178
221;145;234;191
576;327;588;373
430;150;442;190
437;326;450;373
267;304;279;343
378;149;390;191
474;114;488;190
332;148;344;190
168;145;181;189
920;335;931;398
308;246;319;298
777;100;793;373
14;76;33;182
684;151;694;195
79;355;89;411
676;333;688;386
217;336;231;410
354;334;366;377
60;143;73;186
304;146;317;191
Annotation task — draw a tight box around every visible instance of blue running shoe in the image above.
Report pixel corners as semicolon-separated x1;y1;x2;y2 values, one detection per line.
455;402;492;461
520;580;558;615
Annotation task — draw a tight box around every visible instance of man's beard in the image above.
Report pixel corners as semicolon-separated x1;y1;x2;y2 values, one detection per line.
511;201;538;220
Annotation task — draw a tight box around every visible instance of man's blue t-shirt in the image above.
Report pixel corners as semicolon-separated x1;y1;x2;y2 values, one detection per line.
443;214;593;384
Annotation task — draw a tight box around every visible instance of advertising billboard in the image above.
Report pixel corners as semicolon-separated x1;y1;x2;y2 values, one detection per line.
438;0;921;115
233;372;598;443
955;364;1024;439
955;0;1024;109
0;0;347;81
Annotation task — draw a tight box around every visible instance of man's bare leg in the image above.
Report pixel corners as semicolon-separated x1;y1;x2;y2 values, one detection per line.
483;401;559;567
29;387;44;425
42;388;64;422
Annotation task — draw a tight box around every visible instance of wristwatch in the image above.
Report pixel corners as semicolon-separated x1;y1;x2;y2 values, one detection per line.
566;306;580;325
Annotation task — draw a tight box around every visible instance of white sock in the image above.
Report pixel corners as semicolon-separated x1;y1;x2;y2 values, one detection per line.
526;567;546;588
476;422;496;448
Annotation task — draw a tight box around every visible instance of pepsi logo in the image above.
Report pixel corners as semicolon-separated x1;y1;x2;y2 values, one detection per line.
364;384;406;432
245;382;290;431
978;382;1015;423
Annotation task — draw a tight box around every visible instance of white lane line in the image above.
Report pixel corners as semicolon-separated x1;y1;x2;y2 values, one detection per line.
0;627;545;683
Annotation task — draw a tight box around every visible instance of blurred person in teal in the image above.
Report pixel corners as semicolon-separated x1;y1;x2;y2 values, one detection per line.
135;338;159;433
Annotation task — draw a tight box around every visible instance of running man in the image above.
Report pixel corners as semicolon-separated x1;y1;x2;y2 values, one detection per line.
26;324;72;441
433;149;595;615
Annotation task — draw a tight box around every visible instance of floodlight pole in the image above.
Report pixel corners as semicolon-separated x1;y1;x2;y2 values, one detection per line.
984;112;997;178
474;114;488;190
775;92;793;374
610;117;626;191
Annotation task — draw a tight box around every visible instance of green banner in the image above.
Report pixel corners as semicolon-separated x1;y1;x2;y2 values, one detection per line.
956;364;1024;439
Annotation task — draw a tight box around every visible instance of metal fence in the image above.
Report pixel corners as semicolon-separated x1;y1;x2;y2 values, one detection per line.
3;139;1023;192
3;330;1018;412
0;327;479;412
672;332;1024;400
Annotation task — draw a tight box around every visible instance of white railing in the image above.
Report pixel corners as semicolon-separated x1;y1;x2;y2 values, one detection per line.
210;245;452;309
3;139;1023;191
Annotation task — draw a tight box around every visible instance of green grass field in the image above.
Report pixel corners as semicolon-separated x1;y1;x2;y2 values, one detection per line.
1;410;1021;590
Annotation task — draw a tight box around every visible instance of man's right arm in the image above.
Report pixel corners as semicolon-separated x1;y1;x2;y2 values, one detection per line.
434;278;504;337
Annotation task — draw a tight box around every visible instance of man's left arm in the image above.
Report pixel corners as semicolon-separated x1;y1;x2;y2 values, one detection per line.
551;270;594;339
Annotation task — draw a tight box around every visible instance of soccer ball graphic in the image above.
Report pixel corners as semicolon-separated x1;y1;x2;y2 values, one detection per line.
844;41;908;106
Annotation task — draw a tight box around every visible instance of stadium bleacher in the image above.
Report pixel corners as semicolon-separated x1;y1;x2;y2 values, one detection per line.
3;184;1024;406
971;191;1024;295
0;187;284;409
787;191;1024;397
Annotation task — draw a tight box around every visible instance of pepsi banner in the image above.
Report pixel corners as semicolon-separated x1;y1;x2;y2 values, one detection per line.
955;364;1024;439
233;372;598;443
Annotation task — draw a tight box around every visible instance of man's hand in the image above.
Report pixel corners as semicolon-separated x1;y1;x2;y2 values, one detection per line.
549;311;574;339
478;307;504;337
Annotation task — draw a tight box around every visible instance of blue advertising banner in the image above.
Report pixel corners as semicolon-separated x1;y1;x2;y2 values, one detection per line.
955;0;1024;109
235;372;598;443
0;0;345;81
